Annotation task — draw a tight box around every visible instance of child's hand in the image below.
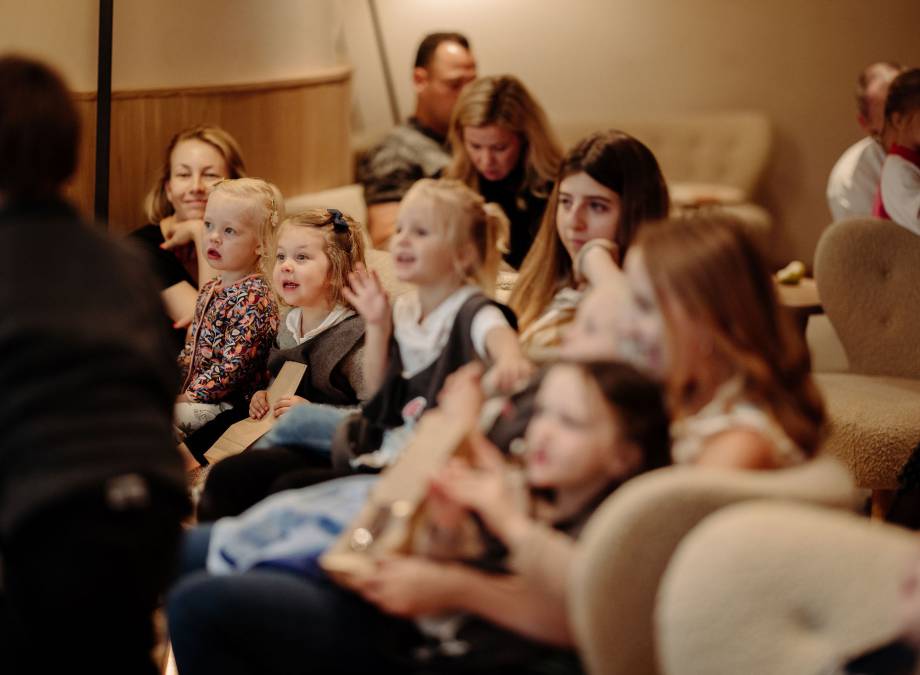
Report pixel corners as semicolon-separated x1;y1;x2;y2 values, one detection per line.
160;219;203;250
343;264;391;328
273;395;308;418
431;433;530;546
483;353;534;395
249;390;269;419
173;312;194;330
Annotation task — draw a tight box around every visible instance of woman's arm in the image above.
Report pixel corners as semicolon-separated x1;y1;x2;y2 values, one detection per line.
694;427;779;470
160;218;219;288
350;555;573;647
574;238;629;288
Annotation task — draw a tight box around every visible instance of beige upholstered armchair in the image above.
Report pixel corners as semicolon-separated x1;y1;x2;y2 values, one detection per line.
813;217;920;506
656;501;919;675
568;458;857;675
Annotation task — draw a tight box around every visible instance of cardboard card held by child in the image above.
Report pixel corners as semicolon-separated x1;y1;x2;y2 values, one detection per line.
203;361;307;464
320;408;475;579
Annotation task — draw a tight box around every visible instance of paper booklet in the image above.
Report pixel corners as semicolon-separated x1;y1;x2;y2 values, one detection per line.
203;361;307;464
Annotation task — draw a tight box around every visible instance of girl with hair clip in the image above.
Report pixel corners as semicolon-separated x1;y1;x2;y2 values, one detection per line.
130;125;246;347
251;178;532;472
509;129;670;355
166;360;669;675
445;74;563;269
175;178;280;469
190;208;372;518
875;68;920;235
622;215;826;470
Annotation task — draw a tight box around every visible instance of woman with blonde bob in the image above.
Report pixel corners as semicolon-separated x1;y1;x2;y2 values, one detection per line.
131;125;247;346
621;216;825;469
445;75;563;268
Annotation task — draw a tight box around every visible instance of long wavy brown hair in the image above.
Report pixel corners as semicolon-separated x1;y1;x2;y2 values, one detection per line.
636;216;825;456
509;130;670;332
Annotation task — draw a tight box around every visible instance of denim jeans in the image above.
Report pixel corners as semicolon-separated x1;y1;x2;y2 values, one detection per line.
253;403;354;457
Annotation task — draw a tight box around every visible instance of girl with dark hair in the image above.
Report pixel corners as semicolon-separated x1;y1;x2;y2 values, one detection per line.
167;360;669;674
508;130;669;354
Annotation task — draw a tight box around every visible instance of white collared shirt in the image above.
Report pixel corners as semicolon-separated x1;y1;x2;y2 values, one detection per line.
285;304;355;345
392;285;509;378
826;136;885;221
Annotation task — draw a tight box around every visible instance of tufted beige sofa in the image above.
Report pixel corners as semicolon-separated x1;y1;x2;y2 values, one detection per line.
557;111;773;249
656;501;919;675
813;217;920;494
568;457;856;675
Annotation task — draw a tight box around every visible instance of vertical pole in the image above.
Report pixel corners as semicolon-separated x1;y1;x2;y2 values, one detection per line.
368;0;400;125
93;0;113;226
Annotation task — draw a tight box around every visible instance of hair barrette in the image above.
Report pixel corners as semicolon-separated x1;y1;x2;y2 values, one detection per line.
327;209;349;233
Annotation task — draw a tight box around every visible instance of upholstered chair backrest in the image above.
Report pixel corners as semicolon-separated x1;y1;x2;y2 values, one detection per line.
815;218;920;379
568;457;857;675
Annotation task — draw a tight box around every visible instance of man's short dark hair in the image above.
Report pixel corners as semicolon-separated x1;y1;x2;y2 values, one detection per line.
0;55;79;200
414;32;470;70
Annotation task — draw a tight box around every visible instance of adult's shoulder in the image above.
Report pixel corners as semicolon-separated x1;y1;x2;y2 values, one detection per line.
357;120;450;202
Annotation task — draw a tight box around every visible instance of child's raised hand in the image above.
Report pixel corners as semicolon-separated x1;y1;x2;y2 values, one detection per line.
343;264;391;327
273;395;308;418
249;390;269;419
483;352;535;396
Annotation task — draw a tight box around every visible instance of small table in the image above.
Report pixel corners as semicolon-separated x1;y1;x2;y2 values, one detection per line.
775;277;822;334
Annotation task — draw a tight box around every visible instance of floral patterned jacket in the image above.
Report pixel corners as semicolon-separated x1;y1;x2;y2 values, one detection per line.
178;274;278;404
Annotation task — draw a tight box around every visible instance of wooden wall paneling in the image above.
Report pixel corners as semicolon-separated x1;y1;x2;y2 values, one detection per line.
65;96;97;221
67;66;352;236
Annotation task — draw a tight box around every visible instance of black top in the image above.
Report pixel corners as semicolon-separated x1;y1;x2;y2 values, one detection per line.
0;199;187;536
128;223;195;291
478;162;550;270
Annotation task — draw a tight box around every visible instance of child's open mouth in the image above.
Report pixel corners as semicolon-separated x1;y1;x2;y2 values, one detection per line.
206;248;221;260
282;281;300;290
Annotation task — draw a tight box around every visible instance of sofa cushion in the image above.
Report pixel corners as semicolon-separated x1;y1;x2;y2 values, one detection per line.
816;372;920;489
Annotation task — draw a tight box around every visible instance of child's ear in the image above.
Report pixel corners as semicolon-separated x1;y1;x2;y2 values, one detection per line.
455;240;478;275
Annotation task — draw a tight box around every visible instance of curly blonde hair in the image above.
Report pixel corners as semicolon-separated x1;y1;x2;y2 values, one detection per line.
209;178;282;264
267;208;367;308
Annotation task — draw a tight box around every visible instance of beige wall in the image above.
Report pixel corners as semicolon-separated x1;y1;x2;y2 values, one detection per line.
0;0;344;90
342;0;920;264
3;1;918;262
